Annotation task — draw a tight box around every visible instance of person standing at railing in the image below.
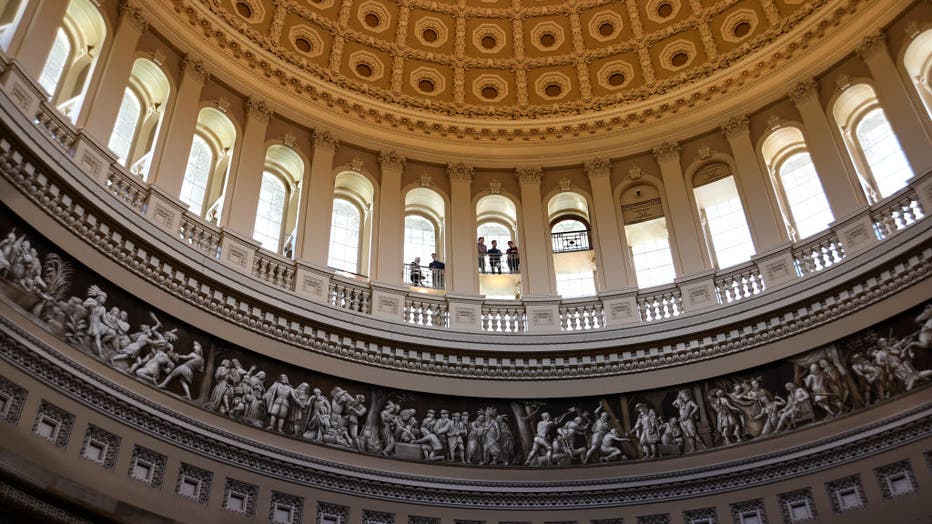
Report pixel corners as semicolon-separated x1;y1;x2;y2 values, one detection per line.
477;237;487;273
409;257;423;287
506;241;519;274
487;240;503;274
428;253;445;290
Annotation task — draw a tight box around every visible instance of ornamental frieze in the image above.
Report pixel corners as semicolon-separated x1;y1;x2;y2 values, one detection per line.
1;203;929;469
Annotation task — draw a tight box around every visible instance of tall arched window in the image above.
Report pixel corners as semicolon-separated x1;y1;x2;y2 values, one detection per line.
179;135;213;216
108;88;142;164
328;198;362;273
691;162;755;268
621;184;676;288
477;221;511;250
761;127;834;240
833;83;913;200
903;28;932;120
404;215;436;263
38;28;70;96
253;173;286;252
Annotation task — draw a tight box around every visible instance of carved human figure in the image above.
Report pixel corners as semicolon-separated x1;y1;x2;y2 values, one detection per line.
660;416;684;448
804;363;838;417
110;320;162;365
585;412;612;463
304;388;332;442
242;370;267;426
754;390;786;436
849;353;885;403
599;428;628;461
156;341;205;399
554;415;585;463
905;304;932;352
82;286;109;356
707;388;744;444
775;382;811;433
414;422;444;461
432;410;452;459
288;383;311;435
131;347;175;384
497;414;515;465
345;394;368;450
673;389;706;452
467;413;484;464
524;412;555;465
481;411;502;464
446;412;466;463
101;308;130;354
0;230;18;274
632;403;661;459
379;401;400;455
264;374;301;433
818;359;848;407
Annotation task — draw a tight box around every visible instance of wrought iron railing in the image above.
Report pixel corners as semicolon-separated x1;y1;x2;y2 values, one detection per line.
551;229;592;253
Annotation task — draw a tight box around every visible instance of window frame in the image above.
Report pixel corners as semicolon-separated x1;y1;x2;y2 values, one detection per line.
328;196;366;275
253;170;290;253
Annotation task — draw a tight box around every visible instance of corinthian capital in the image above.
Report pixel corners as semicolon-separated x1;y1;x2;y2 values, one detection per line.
312;129;339;152
181;55;209;83
378;150;406;172
652;142;681;163
119;0;148;33
584;158;612;178
447;162;474;183
720;115;750;140
515;166;543;184
245;97;271;123
857;31;888;60
788;78;818;105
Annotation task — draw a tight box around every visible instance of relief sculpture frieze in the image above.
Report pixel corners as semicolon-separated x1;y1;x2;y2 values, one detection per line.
0;202;929;468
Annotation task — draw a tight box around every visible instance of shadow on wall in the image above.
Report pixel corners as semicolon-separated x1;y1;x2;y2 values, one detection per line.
0;201;930;468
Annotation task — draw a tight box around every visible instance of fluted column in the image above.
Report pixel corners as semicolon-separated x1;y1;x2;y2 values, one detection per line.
789;79;866;217
721;116;787;250
6;0;69;79
515;167;555;296
858;32;932;175
221;97;271;235
297;130;338;264
374;151;406;283
447;162;476;293
585;158;633;290
79;2;148;138
148;56;208;197
652;142;710;274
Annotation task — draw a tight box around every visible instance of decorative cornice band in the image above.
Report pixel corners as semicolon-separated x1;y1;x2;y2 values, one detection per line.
0;317;928;509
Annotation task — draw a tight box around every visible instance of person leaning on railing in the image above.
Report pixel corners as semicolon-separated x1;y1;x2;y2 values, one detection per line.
487;240;503;274
477;237;487;273
409;257;423;287
506;241;519;273
428;253;445;290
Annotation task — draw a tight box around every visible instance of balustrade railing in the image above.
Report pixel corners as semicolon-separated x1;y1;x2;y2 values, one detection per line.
254;250;295;290
715;263;764;304
481;302;526;332
106;166;148;211
403;295;449;327
637;287;683;322
559;300;604;331
178;213;222;258
35;100;76;153
792;230;845;277
551;229;592;253
871;186;924;240
329;277;371;313
403;263;446;290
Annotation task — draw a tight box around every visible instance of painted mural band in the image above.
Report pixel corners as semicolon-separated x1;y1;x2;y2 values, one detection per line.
0;203;930;468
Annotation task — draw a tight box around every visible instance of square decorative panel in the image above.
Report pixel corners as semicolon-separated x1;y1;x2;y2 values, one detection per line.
270;491;304;524
363;510;396;523
0;375;26;424
683;507;717;524
409;518;440;524
175;463;212;504
636;515;669;524
826;475;867;513
730;499;767;524
32;400;74;447
222;478;258;517
80;424;120;469
874;460;918;499
777;488;816;523
128;445;167;488
317;502;349;524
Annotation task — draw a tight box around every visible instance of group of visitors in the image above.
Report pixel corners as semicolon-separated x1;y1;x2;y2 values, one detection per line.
409;253;445;289
477;237;519;274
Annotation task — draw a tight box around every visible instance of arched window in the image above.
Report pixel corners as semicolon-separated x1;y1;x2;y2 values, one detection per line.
328;198;362;273
475;194;520;297
833;83;913;200
620;184;676;288
903;28;932;120
253;172;286;252
692;162;755;268
38;28;70;97
477;221;511;250
761;127;834;240
179;134;213;216
404;215;436;263
108;88;141;164
550;219;591;252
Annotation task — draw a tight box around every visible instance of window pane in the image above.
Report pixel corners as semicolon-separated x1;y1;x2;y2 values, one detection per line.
477;222;511;249
252;172;286;251
555;271;596;298
779;152;834;239
551;219;586;234
403;215;436;264
178;135;213;216
108;88;141;165
328;198;361;273
856;108;913;197
38;28;70;97
625;217;676;288
694;177;755;268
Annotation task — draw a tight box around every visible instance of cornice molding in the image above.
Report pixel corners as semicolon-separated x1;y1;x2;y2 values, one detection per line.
378;150;406;172
446;161;474;183
118;0;149;34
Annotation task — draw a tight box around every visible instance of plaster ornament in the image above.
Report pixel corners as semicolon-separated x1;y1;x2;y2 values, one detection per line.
558;177;572;192
697;145;712;160
149;48;166;66
835;73;852;92
349;157;365;172
628;166;643;180
280;132;296;149
766;114;782;130
489;179;501;195
418;173;432;188
214;97;231;114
